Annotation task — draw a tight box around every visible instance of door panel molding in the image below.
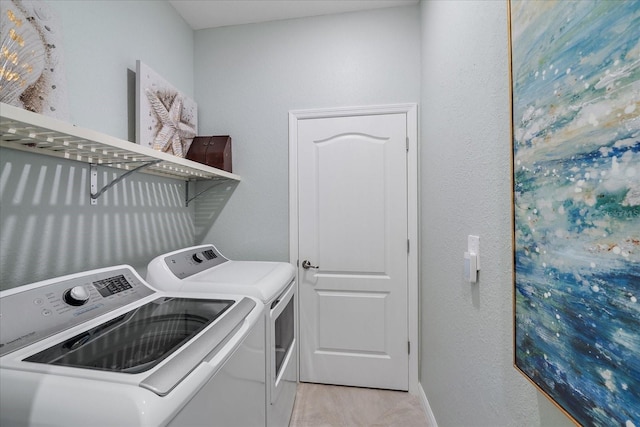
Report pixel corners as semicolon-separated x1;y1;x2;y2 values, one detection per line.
289;103;419;395
314;132;389;144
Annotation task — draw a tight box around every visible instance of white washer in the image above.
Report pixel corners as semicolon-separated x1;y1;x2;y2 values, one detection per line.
0;265;265;427
146;244;297;427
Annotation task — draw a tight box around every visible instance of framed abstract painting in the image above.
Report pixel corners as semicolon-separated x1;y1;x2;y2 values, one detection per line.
509;1;639;426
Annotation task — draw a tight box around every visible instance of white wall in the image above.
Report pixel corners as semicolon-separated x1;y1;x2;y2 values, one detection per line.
0;1;196;289
193;6;421;261
50;0;195;141
419;1;573;425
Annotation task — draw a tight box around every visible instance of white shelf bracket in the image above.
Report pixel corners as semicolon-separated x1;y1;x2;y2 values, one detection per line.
90;160;163;205
185;179;228;207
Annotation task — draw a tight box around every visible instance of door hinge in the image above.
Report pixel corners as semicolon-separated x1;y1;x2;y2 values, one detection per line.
408;341;411;354
406;136;409;152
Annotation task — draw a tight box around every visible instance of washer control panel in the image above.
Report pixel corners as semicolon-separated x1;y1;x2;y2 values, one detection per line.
0;266;154;357
164;245;228;279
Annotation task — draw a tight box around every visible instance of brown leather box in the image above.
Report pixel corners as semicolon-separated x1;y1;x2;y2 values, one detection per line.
186;136;232;172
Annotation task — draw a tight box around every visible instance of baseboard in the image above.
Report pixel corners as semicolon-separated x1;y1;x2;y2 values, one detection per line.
418;383;438;427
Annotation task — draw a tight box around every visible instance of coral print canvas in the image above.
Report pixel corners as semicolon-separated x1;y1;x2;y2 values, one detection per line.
510;1;639;426
136;60;197;158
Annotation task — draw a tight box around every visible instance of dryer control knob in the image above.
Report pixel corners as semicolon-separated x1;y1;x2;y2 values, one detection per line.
64;286;90;306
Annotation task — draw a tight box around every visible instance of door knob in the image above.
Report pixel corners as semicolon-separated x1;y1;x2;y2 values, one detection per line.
302;260;319;270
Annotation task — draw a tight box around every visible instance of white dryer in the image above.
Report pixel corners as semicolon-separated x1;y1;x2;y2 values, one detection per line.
0;265;265;427
146;244;297;427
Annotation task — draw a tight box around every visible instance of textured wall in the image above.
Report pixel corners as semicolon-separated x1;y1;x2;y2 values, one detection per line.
48;0;195;141
193;6;421;261
419;1;573;425
0;1;195;289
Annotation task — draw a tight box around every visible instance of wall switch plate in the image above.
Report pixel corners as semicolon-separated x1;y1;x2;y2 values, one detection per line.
468;235;480;270
464;251;477;283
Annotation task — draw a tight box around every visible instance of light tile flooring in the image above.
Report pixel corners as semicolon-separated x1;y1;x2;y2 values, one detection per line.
289;383;430;427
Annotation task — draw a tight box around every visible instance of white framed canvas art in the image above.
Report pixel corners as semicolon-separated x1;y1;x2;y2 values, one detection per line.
136;61;197;157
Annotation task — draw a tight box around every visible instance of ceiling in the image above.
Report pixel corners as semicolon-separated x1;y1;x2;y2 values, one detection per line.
169;0;419;30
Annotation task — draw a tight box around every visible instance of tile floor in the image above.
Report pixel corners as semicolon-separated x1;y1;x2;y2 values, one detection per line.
289;383;430;427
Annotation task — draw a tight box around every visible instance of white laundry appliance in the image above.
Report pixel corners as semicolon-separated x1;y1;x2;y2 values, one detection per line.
146;244;297;427
0;265;265;427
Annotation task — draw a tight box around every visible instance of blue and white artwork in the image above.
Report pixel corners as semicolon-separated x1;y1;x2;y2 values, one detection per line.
510;1;640;426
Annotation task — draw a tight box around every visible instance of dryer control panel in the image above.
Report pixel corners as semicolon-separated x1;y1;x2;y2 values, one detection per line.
0;266;154;357
163;245;229;279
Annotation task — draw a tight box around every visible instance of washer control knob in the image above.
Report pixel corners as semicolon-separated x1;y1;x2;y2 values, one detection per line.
64;286;90;306
192;254;203;263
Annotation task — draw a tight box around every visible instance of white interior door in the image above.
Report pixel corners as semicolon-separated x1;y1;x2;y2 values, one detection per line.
296;112;409;391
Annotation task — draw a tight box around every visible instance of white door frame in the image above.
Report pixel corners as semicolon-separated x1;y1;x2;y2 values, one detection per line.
289;103;419;395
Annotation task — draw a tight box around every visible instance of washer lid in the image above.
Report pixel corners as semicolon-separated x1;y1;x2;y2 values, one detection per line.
25;297;234;374
16;296;257;397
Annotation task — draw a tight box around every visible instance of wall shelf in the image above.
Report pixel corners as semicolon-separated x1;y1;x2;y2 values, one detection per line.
0;103;240;205
0;102;240;181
